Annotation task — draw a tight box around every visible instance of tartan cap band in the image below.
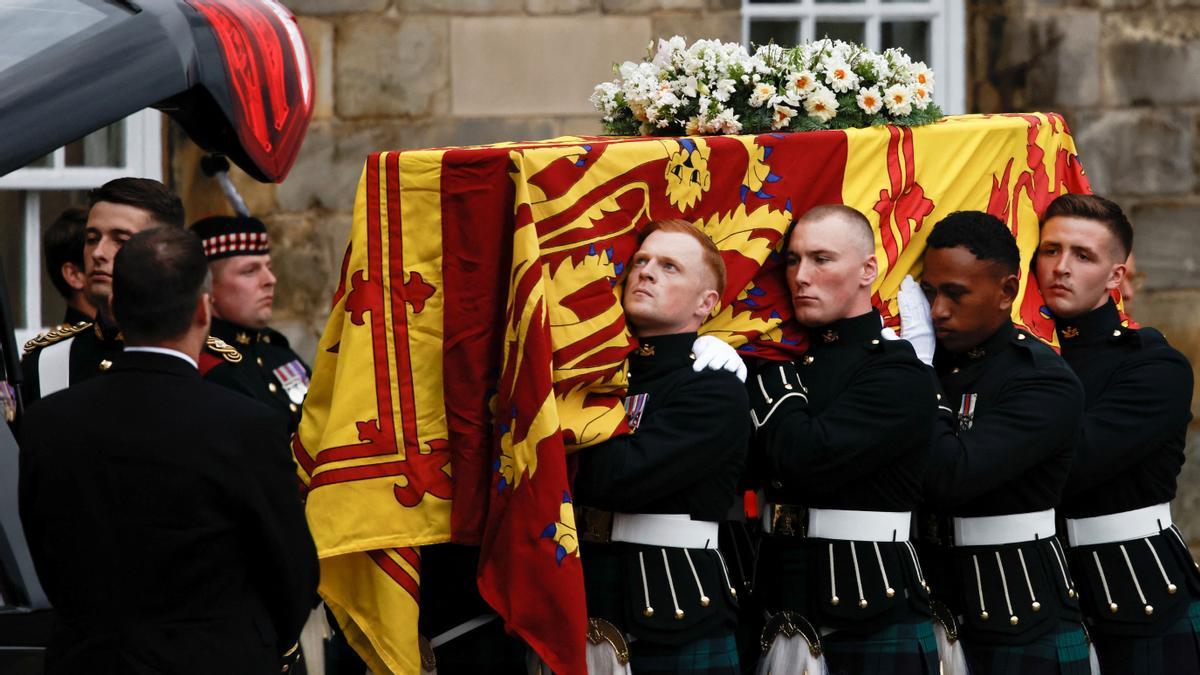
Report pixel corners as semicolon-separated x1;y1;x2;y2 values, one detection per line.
190;215;271;261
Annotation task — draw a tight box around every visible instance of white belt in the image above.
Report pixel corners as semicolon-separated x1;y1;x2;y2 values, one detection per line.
610;513;719;549
1066;502;1173;547
808;508;911;542
953;509;1056;546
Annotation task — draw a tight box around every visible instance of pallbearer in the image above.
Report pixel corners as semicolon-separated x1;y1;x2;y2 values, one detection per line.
573;219;750;674
749;205;939;675
1036;194;1199;673
911;211;1091;674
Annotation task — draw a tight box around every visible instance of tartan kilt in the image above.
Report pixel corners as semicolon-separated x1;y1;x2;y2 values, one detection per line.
822;617;939;675
630;632;740;674
1092;599;1200;674
961;620;1092;675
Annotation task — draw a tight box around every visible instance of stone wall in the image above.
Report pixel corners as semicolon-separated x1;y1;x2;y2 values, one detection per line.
970;0;1200;539
172;0;738;359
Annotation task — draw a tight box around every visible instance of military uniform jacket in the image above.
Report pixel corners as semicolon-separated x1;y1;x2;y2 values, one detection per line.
1056;300;1200;636
200;318;311;432
20;315;122;406
922;321;1085;645
18;351;318;674
573;332;750;646
752;310;937;634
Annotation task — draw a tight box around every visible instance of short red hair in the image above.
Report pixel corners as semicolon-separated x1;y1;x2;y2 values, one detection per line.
637;219;727;294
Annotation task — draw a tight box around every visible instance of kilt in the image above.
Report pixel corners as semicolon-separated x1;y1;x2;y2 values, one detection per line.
1092;599;1200;674
822;617;939;675
962;621;1092;675
631;632;740;674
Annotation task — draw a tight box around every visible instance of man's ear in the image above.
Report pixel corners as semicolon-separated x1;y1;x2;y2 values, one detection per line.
61;262;87;292
195;292;212;329
998;272;1020;312
697;288;720;320
861;254;879;288
1106;261;1128;292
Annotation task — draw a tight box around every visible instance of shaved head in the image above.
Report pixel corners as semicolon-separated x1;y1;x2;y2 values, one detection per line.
794;204;875;258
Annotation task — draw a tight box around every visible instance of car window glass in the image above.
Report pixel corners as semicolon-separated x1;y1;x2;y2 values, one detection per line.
0;0;128;72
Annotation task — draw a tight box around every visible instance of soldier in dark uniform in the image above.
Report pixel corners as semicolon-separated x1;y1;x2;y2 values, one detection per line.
748;205;939;675
42;206;96;326
573;219;750;674
21;178;184;405
191;216;310;433
19;228;317;674
1035;193;1200;673
913;211;1090;674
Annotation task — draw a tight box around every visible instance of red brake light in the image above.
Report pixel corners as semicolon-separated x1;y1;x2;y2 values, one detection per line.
187;0;313;182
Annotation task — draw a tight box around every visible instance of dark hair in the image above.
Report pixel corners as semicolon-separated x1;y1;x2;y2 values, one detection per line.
1041;193;1133;259
43;206;89;299
88;177;185;229
112;228;210;342
927;211;1020;275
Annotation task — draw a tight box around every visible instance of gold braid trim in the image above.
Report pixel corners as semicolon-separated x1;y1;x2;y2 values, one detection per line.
206;336;243;363
24;322;92;354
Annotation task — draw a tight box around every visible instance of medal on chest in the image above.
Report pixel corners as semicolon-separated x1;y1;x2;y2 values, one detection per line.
624;393;649;431
957;393;977;431
273;359;311;405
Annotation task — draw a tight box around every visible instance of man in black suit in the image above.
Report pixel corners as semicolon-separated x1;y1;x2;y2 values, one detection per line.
19;227;318;674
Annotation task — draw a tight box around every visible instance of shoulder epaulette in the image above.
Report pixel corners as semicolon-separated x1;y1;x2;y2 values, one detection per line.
206;336;244;363
23;321;91;354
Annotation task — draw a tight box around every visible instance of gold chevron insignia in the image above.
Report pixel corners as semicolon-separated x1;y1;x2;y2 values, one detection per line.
206;336;244;363
24;322;92;354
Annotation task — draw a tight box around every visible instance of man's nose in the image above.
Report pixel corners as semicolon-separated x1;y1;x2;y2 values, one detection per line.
791;261;809;287
1054;254;1070;276
264;268;277;286
930;295;951;321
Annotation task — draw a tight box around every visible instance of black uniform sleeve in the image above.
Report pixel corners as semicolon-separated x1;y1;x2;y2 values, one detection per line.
18;350;41;407
760;355;935;489
1065;349;1194;493
573;372;750;512
234;413;319;649
925;367;1083;507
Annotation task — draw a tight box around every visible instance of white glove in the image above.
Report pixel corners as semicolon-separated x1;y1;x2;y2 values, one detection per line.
880;326;900;341
896;274;935;366
691;335;748;383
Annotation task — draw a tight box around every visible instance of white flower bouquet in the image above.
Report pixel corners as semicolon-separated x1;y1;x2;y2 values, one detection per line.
591;36;942;136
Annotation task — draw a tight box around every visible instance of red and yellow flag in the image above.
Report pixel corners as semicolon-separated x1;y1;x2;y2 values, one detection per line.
294;112;1090;674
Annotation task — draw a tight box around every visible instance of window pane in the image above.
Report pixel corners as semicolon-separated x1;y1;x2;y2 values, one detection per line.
814;20;865;44
39;190;89;325
0;192;25;324
64;122;124;168
750;20;801;48
881;21;930;64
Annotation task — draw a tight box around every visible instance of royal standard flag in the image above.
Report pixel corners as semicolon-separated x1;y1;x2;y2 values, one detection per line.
294;113;1093;675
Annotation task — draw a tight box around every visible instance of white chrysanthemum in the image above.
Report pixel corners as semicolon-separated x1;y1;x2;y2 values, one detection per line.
912;62;935;91
772;104;798;130
712;78;737;103
711;107;743;134
788;70;818;94
856;86;883;115
823;59;860;93
804;85;839;122
748;82;777;108
884;83;914;116
912;85;932;110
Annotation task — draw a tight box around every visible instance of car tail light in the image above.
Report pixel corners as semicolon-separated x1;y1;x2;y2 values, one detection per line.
186;0;313;182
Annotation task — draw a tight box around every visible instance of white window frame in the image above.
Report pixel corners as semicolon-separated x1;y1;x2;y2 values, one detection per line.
2;110;163;346
742;0;966;115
